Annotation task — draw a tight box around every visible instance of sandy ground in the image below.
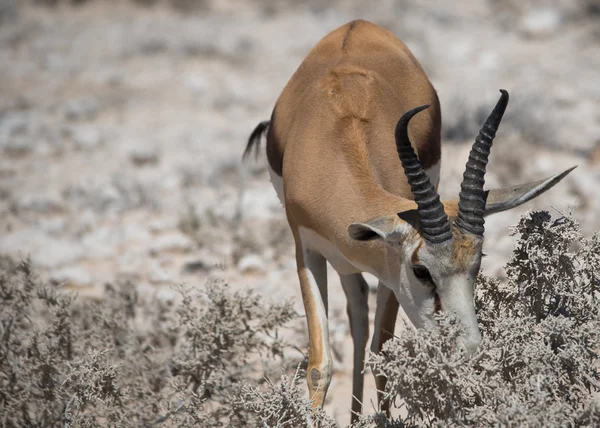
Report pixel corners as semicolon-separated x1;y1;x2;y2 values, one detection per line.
1;0;599;425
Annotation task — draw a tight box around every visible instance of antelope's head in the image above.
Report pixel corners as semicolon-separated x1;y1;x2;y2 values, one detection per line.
348;90;575;354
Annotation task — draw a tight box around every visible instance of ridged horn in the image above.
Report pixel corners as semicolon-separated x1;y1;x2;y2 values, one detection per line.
395;105;452;245
456;89;509;237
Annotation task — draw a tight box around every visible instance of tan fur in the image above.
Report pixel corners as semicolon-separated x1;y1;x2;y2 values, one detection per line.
442;200;482;271
261;20;485;422
269;19;440;269
265;20;444;419
442;200;459;218
451;231;481;271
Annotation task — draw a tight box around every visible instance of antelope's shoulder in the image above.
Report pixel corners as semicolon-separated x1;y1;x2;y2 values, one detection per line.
298;226;362;275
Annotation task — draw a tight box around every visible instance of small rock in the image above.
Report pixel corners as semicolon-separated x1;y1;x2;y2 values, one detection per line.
82;227;120;260
162;173;180;191
77;209;99;233
70;125;104;150
519;8;561;39
39;217;68;234
185;74;210;93
123;221;152;242
129;146;160;167
149;261;172;284
2;137;33;157
51;266;92;287
117;250;146;279
148;216;178;233
35;240;84;268
17;192;64;214
187;248;227;273
237;254;266;274
155;286;180;305
63;98;100;121
0;229;42;255
182;259;206;272
150;232;194;254
0;111;29;139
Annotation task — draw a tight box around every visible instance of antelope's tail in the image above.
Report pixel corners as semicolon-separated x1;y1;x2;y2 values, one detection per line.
243;120;270;160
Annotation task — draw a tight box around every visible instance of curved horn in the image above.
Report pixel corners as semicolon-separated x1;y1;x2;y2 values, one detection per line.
456;89;509;237
395;105;452;244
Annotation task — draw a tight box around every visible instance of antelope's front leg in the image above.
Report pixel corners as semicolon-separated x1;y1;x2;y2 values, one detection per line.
296;242;332;409
340;273;369;423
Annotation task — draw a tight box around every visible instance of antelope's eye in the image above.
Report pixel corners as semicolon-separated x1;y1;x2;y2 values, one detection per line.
412;265;433;283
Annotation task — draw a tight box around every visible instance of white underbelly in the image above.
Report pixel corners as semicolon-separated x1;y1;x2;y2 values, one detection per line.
268;164;285;207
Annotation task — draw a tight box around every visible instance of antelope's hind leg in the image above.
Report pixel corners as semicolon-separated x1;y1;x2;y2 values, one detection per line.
370;282;399;415
294;235;332;409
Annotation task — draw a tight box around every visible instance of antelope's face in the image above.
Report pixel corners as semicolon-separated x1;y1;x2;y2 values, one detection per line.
349;217;485;354
406;230;483;353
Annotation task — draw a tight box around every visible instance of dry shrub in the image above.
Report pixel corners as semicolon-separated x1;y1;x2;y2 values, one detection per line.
1;209;598;427
0;257;299;427
233;370;337;428
362;210;600;427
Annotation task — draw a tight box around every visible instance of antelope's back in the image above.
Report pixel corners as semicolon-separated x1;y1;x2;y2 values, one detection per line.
267;20;441;216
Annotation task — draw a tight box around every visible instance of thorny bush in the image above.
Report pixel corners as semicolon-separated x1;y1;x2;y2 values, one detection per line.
0;256;307;427
0;210;598;427
361;211;600;427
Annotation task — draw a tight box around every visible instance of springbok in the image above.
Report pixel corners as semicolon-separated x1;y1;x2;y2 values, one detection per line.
244;20;574;421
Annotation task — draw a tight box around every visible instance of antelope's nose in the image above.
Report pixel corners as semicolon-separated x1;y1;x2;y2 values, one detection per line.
460;330;482;356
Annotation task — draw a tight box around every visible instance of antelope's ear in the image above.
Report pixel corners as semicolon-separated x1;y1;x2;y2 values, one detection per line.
349;213;415;242
484;166;576;216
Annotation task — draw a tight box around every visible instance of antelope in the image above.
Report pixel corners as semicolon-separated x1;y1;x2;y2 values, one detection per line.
244;20;574;422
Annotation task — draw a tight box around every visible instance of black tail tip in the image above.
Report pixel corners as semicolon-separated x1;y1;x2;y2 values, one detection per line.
243;120;270;160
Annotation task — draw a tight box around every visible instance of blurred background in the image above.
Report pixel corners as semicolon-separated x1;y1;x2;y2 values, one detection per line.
0;0;598;423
